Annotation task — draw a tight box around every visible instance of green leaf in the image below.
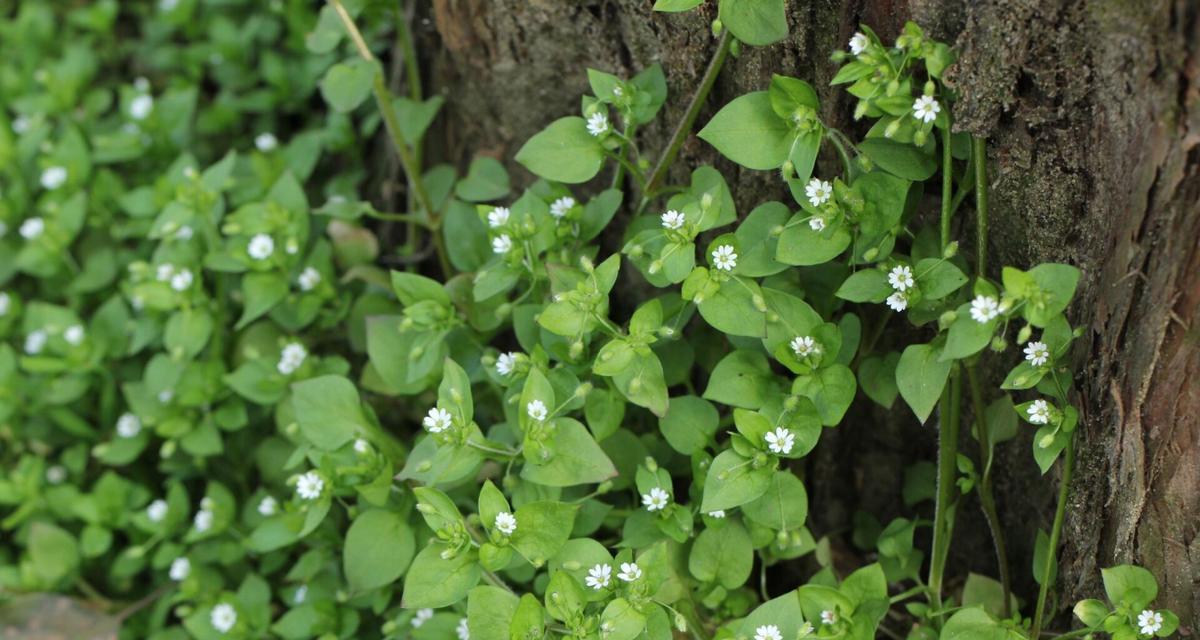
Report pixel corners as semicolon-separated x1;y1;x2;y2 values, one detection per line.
962;573;1020;620
698;277;768;338
1101;565;1158;610
600;598;646;640
703;350;776;409
237;272;288;329
743;471;808;531
689;519;753;588
401;544;481;609
320;58;378;113
717;0;789;46
455;157;510;202
290;376;365;451
777;217;852;265
698;92;793;170
916;258;968;300
859;353;900;408
29;522;79;585
653;0;704;11
941;607;1024;640
509;501;578;566
1032;529;1058;586
521;418;618;487
467;586;519;640
896;343;952;423
792;364;856;426
943;305;997;360
768;75;819;118
836;269;892;303
394;95;444;143
659;395;718;454
701;449;774;512
858;138;937;181
344;510;415;592
1024;263;1081;327
515;117;606;183
391;271;450;307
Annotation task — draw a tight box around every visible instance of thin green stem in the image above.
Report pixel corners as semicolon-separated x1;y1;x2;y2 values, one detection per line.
971;136;989;277
1032;431;1076;637
642;30;732;202
966;364;1012;619
395;1;423;257
940;124;954;249
928;367;962;607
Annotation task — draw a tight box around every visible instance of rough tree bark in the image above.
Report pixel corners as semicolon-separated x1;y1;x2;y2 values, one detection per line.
411;0;1199;628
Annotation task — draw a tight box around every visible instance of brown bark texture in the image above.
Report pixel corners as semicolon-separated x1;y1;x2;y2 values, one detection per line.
413;0;1200;627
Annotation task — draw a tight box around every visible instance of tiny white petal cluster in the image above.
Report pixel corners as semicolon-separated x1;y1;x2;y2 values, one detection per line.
255;133;278;152
617;562;642;582
0;292;10;316
170;268;194;292
712;244;738;271
20;217;45;239
805;178;833;207
354;438;370;454
298;267;321;291
754;624;783;640
586;563;612;590
116;413;142;438
487;206;510;228
210;603;237;634
40;167;67;191
11;116;30;134
169;557;190;581
293;585;308;604
496;351;520;376
174;225;194;241
147;499;168;523
661;210;686;230
809;216;826;231
849;32;869;55
423;407;453;433
1027;399;1052;425
790;335;820;358
888;265;915;291
63;325;84;346
456;617;470;640
156;263;175;281
412;608;434;628
247;233;275;260
969;295;1001;323
277;342;308;375
1137;609;1163;636
550;196;576;219
526;399;549;422
130;94;154;120
45;465;66;484
764;427;795;455
586;112;609;137
821;610;837;625
494;511;517;535
257;495;278;516
913;95;941;124
641;487;670;512
492;234;513;255
1024;340;1050;367
296;471;324;500
24;330;48;355
193;508;214;532
707;510;726;518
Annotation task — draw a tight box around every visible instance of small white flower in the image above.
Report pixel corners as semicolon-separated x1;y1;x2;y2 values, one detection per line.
354;438;370;454
888;265;915;291
0;292;9;316
247;233;275;260
456;617;470;640
116;413;141;438
886;291;909;312
45;465;66;484
170;268;194;292
210;603;237;634
526;399;548;422
754;624;783;640
412;608;434;628
20;217;45;239
63;325;84;346
174;225;194;241
11;116;30;134
169;557;190;581
809;216;826;231
158;389;174;404
764;427;795;455
586;112;609;137
146;499;168;522
586;563;612;590
1137;609;1163;636
616;562;642;582
550;196;576;219
707;510;726;518
641;487;670;512
969;295;1001;323
423;407;453;433
155;263;175;281
712;244;738;271
849;32;869;55
24;330;48;355
1024;340;1050;367
193;509;214;532
821;610;837;625
790;336;821;357
1027;399;1052;425
913;95;941;124
257;495;278;516
293;585;307;604
487;206;510;228
255;133;278;152
492;233;513;255
40;167;67;191
296;471;324;500
805;178;833;207
130;94;154;120
297;267;322;292
661;210;685;230
496;351;520;376
494;511;517;535
277;342;307;375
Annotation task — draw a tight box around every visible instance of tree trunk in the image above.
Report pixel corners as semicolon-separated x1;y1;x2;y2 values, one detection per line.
417;0;1200;626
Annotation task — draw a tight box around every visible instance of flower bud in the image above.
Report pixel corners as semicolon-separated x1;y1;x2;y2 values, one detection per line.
580;255;594;272
913;129;927;146
1017;324;1033;344
752;294;767;312
924;80;937;96
884;119;901;139
575;382;593;398
862;247;879;262
781;161;795;179
854;101;868;120
644;456;658;472
569;341;584;359
990;336;1008;352
776;529;790;547
943;241;959;258
783;395;799;411
648;260;662;275
1038;432;1056;449
701;193;714;210
886;79;900;96
711;18;723;36
628;244;644;258
496;303;512;318
938;310;958;330
674;613;688;632
161;440;178;457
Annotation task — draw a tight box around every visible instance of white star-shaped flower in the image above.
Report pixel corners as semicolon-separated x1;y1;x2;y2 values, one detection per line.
617;562;642;582
63;325;84;346
423;407;453;433
849;32;869;55
210;603;237;634
130;94;154;120
496;351;520;376
809;216;826;231
586;563;612;590
40;167;67;191
456;617;470;640
116;413;141;438
20;217;45;239
586;112;609;137
661;210;685;230
494;511;517;535
642;487;670;512
24;330;47;355
1027;399;1052;425
764;427;795;455
296;471;324;500
754;624;783;640
492;233;513;255
169;557;190;581
1137;609;1163;636
412;608;433;628
170;268;194;292
487;206;510;228
550;196;576;219
913;95;941;124
969;295;1001;323
790;336;821;357
146;499;168;523
821;610;837;625
247;233;275;260
886;292;909;311
298;267;321;292
712;244;737;271
805;178;833;207
526;399;549;422
1024;341;1050;367
277;342;307;375
257;496;277;516
888;265;915;291
255;133;278;152
193;509;214;532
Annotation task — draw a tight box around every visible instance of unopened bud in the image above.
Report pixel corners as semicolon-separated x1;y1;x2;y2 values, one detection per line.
575;382;593;398
644;456;658;472
914;129;928;146
580;256;594;272
884;119;901;139
752;294;767;312
711;18;723;36
1038;432;1056;449
563;560;582;571
776;529;789;547
886;79;900;96
862;247;879;262
628;244;644;258
648;260;662;275
781;161;795;179
1017;325;1033;344
990;336;1008;352
938;310;958;330
569;341;584;359
417;460;432;472
161;440;178;457
943;241;959;258
596;481;613;494
854;102;868;120
674;613;688;632
496;303;512;318
783;395;799;411
924;80;937;96
701;193;714;210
